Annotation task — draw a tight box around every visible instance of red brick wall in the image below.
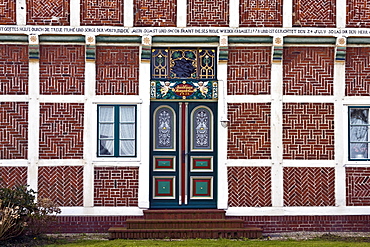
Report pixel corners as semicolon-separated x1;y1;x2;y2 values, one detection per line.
0;45;29;95
230;215;370;233
40;45;85;95
0;0;16;24
94;167;139;207
283;47;334;96
46;214;370;233
0;102;28;159
39;103;84;159
347;0;370;27
283;103;334;160
227;47;271;95
38;166;84;206
80;0;123;26
240;0;282;27
283;167;335;206
0;167;28;188
134;0;176;27
228;103;271;159
345;47;370;96
292;0;336;27
228;167;272;207
26;0;70;25
187;0;229;27
346;167;370;206
96;46;139;95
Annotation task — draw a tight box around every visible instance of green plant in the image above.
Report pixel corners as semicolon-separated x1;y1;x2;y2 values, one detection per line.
0;184;37;240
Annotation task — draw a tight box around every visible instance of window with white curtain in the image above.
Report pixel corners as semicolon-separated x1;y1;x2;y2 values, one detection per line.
98;105;136;157
349;107;370;160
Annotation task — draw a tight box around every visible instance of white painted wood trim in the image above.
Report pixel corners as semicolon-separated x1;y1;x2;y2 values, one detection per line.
124;0;134;27
70;0;80;26
229;0;239;28
177;0;187;27
16;0;26;26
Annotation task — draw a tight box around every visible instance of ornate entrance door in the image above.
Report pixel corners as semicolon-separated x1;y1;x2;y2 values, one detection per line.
150;101;217;208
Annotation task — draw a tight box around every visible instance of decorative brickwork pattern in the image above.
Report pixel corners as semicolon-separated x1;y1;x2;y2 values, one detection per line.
292;0;336;27
345;47;370;96
0;45;29;95
0;167;27;188
228;166;272;207
0;102;28;159
228;103;271;159
283;47;334;95
346;167;370;206
94;167;139;207
283;103;334;160
80;0;123;26
227;47;271;95
347;0;370;27
240;0;282;27
40;45;85;95
187;0;229;27
0;0;16;24
134;0;176;27
38;166;83;206
283;167;335;206
26;0;70;25
39;103;84;159
96;46;139;95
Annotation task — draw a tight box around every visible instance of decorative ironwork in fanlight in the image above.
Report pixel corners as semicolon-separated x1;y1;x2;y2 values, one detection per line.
152;48;216;80
155;107;175;150
192;107;212;151
151;48;218;101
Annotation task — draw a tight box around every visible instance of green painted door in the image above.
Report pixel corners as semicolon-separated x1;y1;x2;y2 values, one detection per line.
150;101;217;208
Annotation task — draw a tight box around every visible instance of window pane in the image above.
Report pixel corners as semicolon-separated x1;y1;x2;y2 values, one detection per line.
350;143;368;159
99;123;114;139
120;106;135;122
349;108;369;159
99;106;114;122
120;140;135;156
120;123;135;139
99;140;114;156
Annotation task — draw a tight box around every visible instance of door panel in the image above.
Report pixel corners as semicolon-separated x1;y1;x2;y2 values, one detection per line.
150;102;217;208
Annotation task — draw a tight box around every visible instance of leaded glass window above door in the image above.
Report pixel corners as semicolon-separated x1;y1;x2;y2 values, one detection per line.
151;48;216;80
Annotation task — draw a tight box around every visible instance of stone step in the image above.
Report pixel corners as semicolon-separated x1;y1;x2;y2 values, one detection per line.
108;227;263;239
143;209;226;220
126;219;245;229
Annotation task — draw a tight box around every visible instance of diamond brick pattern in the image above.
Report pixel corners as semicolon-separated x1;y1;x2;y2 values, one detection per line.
283;47;334;95
0;0;16;24
240;0;282;27
228;103;271;159
40;45;85;95
227;47;271;95
38;166;83;206
283;167;335;206
0;167;27;188
0;102;28;159
26;0;70;25
39;103;84;159
292;0;336;27
228;167;272;207
94;167;139;207
0;45;28;95
346;167;370;206
347;0;370;27
80;0;123;26
187;0;229;27
283;103;334;160
96;46;139;95
345;47;370;96
134;0;176;27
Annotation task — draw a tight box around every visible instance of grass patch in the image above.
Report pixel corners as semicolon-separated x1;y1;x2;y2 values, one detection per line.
43;238;370;247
